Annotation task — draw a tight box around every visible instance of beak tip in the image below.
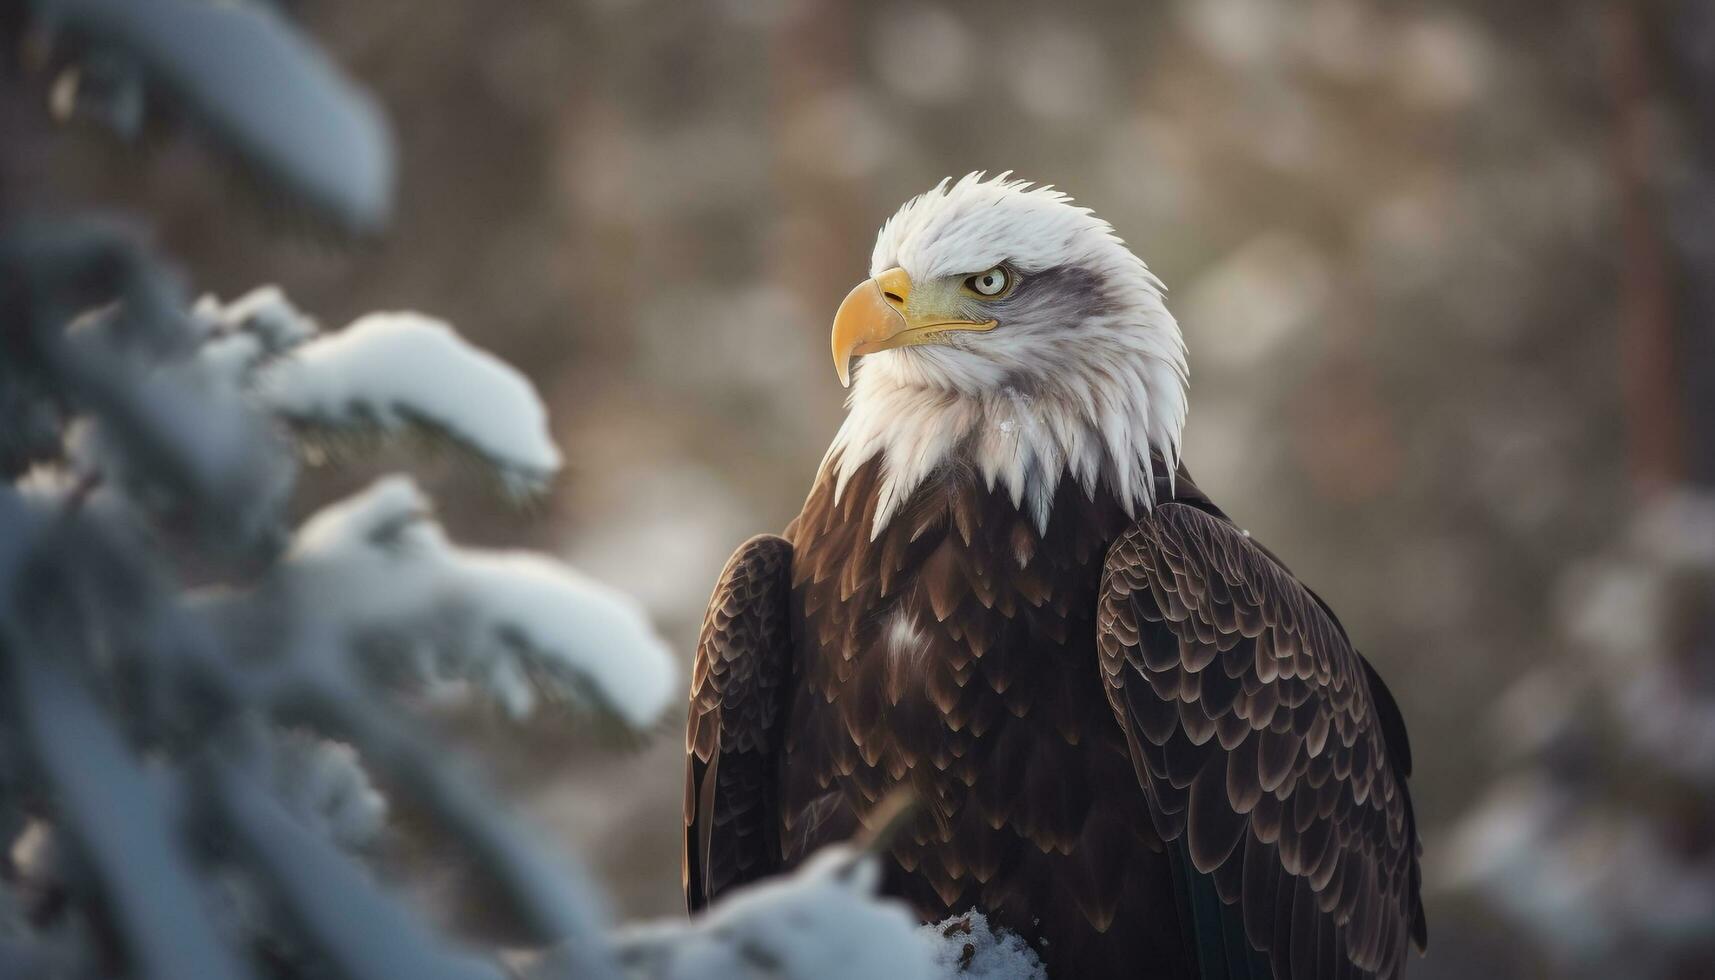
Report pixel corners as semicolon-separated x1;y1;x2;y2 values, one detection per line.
831;274;904;391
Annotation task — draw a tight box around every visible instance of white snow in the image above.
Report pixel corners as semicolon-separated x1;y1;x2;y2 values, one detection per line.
192;286;320;384
194;285;319;350
603;854;1047;980
196;330;270;385
258;312;562;487
920;912;1047;980
612;848;938;980
282;476;674;728
191;292;560;491
265;731;387;851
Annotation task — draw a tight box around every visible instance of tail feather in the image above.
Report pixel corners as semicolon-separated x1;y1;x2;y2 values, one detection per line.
1169;840;1272;980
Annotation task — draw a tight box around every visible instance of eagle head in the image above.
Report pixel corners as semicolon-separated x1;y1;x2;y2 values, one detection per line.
826;173;1189;533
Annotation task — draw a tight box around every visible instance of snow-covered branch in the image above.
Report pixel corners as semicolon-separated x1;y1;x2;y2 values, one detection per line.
0;4;1047;977
276;475;673;726
257;313;563;495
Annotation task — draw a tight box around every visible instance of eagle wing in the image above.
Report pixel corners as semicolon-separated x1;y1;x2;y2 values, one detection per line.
1097;502;1426;980
683;533;795;912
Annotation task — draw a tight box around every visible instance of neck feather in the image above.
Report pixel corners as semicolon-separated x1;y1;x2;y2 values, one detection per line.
822;360;1185;540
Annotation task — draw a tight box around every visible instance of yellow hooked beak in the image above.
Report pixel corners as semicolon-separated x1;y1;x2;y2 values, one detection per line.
830;267;998;387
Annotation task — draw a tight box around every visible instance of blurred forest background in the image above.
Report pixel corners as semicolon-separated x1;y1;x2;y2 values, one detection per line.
5;1;1713;977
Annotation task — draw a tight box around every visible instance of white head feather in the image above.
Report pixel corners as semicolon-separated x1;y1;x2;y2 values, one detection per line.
823;173;1189;538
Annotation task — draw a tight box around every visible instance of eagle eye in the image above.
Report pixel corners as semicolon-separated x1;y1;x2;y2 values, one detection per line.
965;266;1011;298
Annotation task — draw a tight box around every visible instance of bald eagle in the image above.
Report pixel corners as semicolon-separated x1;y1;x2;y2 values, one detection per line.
684;174;1426;980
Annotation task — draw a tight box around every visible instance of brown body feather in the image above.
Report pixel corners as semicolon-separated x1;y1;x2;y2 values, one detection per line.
685;455;1424;980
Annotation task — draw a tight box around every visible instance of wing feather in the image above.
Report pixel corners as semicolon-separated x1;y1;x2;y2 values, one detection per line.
1098;503;1424;979
683;533;795;912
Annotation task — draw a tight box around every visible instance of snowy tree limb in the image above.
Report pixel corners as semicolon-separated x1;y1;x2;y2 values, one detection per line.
25;0;393;233
256;314;563;495
5;652;253;980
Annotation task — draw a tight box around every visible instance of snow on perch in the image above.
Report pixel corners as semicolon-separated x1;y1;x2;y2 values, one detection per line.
282;476;674;728
610;848;937;980
920;912;1046;980
258;312;562;491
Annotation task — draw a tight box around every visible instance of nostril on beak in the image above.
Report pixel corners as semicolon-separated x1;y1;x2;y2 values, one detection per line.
882;290;904;306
